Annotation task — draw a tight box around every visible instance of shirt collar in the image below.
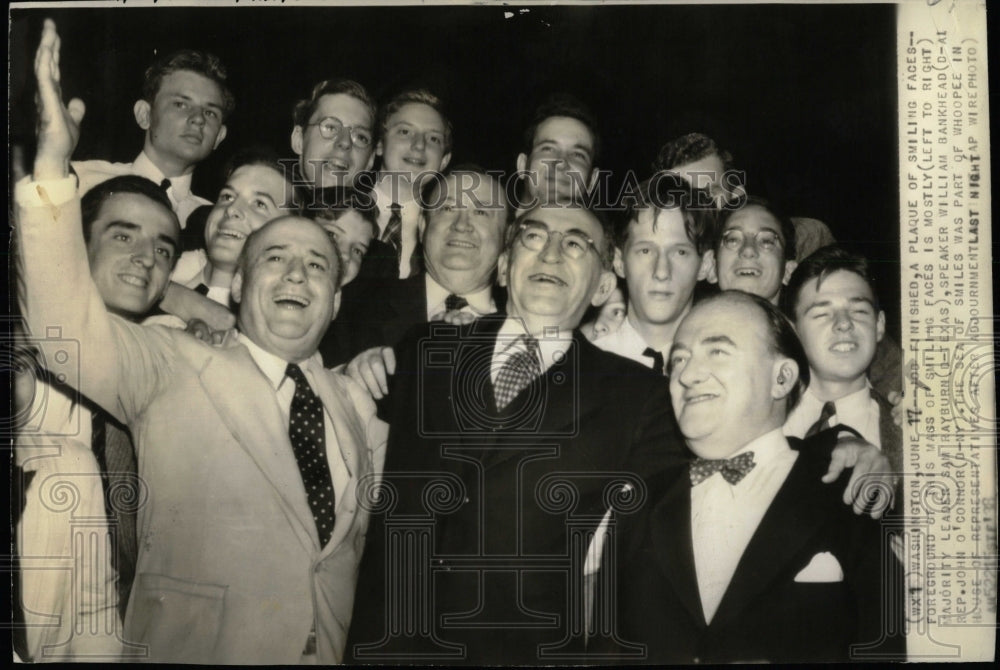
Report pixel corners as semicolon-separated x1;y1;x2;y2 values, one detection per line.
133;151;194;198
425;272;495;316
238;333;323;391
731;427;792;467
497;316;573;372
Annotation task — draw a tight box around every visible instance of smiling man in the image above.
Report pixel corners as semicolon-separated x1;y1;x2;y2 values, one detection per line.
74;48;234;228
18;22;386;663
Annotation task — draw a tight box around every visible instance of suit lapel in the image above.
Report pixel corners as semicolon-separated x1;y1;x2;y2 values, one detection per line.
195;343;318;553
650;472;706;628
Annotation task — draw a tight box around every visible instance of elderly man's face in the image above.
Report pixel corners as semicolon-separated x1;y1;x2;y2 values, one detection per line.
233;217;341;363
668;296;787;459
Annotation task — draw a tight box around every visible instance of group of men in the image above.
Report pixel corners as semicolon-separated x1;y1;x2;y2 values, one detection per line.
14;20;905;664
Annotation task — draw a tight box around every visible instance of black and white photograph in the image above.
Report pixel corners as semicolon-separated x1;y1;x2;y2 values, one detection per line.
7;0;995;664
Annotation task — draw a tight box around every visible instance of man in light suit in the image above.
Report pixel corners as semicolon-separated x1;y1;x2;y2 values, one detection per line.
18;21;386;663
610;291;905;663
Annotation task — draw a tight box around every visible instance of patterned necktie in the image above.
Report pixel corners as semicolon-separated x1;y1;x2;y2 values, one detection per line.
380;202;403;250
642;347;665;375
805;401;837;438
689;451;756;486
445;294;469;312
285;364;336;547
493;335;542;410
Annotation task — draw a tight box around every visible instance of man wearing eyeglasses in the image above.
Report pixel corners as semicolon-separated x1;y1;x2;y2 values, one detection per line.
345;202;679;664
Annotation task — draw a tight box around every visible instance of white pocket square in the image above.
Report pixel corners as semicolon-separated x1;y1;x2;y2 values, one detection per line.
794;551;844;582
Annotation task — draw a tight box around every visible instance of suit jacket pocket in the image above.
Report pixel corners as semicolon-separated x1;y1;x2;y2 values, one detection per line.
128;573;227;662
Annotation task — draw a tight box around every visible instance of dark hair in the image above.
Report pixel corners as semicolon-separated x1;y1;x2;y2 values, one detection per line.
652;132;734;174
220;147;307;210
696;290;810;413
306;186;379;239
378;89;453;153
617;172;718;254
292;79;377;129
782;245;881;318
506;204;614;271
422;163;509;218
81;176;179;257
142;50;235;120
714;195;797;262
521;93;601;164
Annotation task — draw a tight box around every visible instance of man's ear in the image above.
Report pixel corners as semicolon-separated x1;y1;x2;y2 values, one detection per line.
782;259;799;285
497;250;510;287
612;247;626;279
330;289;342;321
231;270;243;305
133;99;151;131
439;151;452;173
590;269;618;307
697;249;715;282
212;125;228;150
772;358;800;401
876;310;886;343
290;126;304;156
516;153;527;174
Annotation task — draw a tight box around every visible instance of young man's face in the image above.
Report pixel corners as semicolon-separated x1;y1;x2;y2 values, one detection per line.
318;210;374;287
136;69;228;169
232;218;341;363
422;174;507;291
517;116;596;206
582;286;626;341
87;193;180;318
291;93;376;189
793;269;885;389
205;165;290;274
616;207;712;329
377;102;451;187
502;206;615;333
713;204;796;305
669;297;790;459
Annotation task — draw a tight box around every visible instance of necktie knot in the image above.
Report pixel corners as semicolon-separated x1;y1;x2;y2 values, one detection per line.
159;178;171;192
642;347;665;375
493;335;542;410
689;451;756;486
805;400;837;437
381;202;404;248
285;362;309;388
445;293;469;312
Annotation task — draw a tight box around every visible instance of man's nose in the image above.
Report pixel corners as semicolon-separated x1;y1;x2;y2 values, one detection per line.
188;107;206;127
833;310;855;331
333;126;353;149
653;250;671;280
283;257;306;282
132;240;155;268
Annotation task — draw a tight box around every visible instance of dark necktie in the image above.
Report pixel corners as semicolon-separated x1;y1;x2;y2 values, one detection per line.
380;202;403;250
689;451;756;486
642;347;665;375
805;400;837;438
445;293;469;312
194;283;210;296
494;335;542;410
285;364;336;548
159;178;171;193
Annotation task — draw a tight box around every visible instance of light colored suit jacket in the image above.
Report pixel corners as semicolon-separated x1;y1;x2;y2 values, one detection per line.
17;177;387;664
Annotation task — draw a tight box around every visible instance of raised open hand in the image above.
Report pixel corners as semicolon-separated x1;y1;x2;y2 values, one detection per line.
33;18;85;180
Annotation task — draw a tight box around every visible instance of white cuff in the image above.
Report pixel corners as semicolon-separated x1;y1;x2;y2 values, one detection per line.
14;175;78;209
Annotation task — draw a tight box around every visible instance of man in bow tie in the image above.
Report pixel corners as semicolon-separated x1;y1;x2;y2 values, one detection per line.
608;290;905;663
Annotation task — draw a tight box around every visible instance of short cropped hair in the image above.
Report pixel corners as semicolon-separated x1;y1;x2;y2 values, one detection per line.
506;205;614;271
81;175;179;259
221;146;307;210
714;195;797;262
292;79;377;129
422;163;509;218
306;186;380;239
237;218;344;291
378;89;453;153
521;93;601;164
782;245;882;318
618;172;718;254
141;50;235;120
652;132;734;174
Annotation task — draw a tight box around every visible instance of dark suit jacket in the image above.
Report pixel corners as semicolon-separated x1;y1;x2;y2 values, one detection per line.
609;433;907;664
346;316;686;664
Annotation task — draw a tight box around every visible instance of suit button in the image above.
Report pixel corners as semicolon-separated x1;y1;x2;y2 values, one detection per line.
692;657;700;664
463;497;470;504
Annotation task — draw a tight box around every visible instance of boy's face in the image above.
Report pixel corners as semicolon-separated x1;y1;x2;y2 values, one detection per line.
205;165;289;273
292;93;376;189
615;207;711;329
377;102;451;185
793;269;885;387
582;286;626;341
318;210;373;287
137;69;228;169
713;204;795;305
87;193;179;318
517;116;596;206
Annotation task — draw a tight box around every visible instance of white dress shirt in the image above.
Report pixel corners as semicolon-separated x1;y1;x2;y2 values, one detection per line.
784;385;881;448
372;181;423;279
425;273;496;321
170;249;232;306
593;315;668;371
239;335;349;513
73;151;211;228
691;428;799;624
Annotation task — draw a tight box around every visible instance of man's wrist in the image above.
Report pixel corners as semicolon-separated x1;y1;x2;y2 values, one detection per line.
32;157;72;183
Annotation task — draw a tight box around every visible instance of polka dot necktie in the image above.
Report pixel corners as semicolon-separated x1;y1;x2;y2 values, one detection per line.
445;293;469;312
493;335;542;410
689;451;757;487
285;363;336;547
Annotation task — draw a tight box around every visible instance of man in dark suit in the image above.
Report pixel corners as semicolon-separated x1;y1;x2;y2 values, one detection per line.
320;166;509;366
345;202;683;664
610;290;905;663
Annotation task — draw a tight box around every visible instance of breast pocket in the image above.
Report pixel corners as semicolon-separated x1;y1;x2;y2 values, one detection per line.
127;573;227;662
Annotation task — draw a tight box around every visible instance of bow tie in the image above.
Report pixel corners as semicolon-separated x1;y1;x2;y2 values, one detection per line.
689;451;756;486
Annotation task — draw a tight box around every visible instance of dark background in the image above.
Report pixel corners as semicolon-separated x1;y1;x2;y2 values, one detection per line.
9;3;900;333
